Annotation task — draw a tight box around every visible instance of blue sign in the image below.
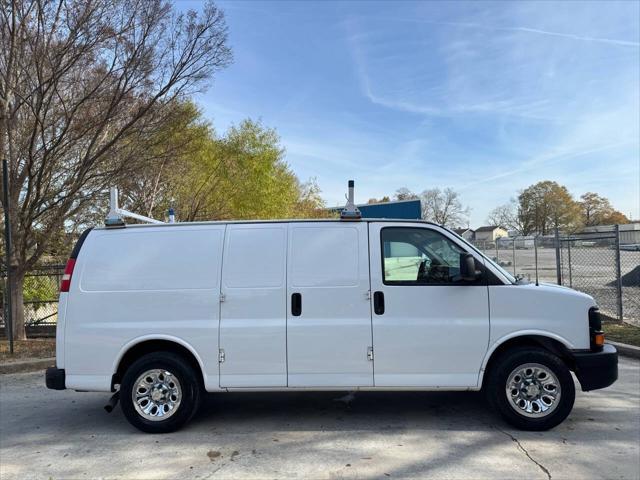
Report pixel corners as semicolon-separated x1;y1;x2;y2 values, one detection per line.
329;199;422;220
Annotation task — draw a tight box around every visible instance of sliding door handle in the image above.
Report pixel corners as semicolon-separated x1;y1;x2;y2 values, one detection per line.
291;293;302;316
373;291;385;315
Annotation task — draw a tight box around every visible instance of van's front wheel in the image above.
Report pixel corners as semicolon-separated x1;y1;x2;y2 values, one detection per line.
120;352;201;433
485;347;575;431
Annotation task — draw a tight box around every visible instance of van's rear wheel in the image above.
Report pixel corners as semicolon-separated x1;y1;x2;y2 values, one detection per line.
485;347;575;431
120;352;201;433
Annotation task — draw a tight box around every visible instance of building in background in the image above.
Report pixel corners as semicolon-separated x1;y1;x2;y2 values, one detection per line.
453;228;475;241
474;226;508;242
580;223;640;245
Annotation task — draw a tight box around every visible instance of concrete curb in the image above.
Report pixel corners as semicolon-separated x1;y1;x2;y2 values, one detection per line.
608;341;640;359
0;357;55;374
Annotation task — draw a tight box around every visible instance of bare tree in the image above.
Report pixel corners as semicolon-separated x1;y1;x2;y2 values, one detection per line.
394;187;419;201
421;187;469;227
119;101;210;219
486;200;526;234
0;0;232;339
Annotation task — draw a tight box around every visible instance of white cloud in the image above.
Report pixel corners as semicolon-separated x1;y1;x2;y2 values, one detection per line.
340;3;639;224
399;20;640;48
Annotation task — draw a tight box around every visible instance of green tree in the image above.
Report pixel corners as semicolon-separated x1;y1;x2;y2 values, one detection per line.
517;181;581;235
169;120;300;221
221;120;298;219
161;118;305;222
294;178;329;218
579;192;629;226
117;105;328;223
601;210;630;225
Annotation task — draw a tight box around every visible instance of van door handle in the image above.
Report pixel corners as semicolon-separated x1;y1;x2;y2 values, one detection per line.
373;291;385;315
291;293;302;316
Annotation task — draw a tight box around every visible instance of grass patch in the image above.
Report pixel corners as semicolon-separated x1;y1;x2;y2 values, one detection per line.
604;321;640;347
0;339;56;362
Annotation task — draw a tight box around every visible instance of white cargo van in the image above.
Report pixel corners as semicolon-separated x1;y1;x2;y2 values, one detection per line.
46;218;618;433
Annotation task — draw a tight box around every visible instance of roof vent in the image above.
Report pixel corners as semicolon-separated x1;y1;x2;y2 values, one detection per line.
340;180;361;220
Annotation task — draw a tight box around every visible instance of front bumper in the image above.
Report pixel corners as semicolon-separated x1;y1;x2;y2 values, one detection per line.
572;344;618;391
45;367;66;390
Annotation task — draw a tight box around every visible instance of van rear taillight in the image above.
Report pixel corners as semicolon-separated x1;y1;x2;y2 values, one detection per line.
60;259;76;292
60;228;93;293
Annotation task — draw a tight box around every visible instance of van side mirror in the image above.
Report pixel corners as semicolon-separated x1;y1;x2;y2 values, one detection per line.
459;253;480;282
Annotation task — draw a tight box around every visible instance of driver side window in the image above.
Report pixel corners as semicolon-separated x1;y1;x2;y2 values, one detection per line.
381;227;466;285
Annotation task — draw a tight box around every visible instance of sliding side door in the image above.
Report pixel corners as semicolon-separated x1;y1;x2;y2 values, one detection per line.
219;223;288;387
286;222;373;387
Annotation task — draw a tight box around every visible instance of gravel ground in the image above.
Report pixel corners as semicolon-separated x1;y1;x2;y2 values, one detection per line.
1;358;639;480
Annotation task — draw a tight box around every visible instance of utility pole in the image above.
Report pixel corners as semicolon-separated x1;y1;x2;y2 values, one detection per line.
2;158;14;353
614;224;623;322
554;227;562;285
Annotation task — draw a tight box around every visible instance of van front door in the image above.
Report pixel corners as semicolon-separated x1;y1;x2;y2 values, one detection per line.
219;224;288;387
287;222;373;387
368;223;490;387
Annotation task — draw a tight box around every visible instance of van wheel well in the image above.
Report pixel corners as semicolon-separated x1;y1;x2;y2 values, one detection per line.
112;340;204;391
482;335;574;388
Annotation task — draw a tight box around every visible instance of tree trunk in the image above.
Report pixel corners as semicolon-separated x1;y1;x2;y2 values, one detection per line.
8;269;26;340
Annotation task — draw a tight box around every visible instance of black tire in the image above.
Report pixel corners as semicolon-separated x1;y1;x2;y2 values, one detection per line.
120;352;201;433
484;347;575;431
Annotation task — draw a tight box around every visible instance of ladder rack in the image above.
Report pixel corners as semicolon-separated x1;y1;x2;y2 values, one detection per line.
105;187;165;226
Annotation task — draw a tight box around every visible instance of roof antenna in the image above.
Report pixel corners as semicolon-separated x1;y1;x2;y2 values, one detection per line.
340;180;361;220
167;197;176;224
105;187;165;227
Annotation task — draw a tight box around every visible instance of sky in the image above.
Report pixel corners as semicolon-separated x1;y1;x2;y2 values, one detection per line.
182;0;640;226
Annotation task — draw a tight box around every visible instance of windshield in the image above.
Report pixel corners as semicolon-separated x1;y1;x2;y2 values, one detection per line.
448;229;517;284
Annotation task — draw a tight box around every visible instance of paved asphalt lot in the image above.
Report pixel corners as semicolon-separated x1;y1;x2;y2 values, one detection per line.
1;358;639;480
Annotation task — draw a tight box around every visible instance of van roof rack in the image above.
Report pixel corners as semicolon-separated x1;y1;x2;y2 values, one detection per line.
340;180;361;221
105;187;165;227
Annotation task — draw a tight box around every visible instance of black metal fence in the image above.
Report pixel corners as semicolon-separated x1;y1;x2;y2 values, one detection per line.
472;225;640;324
1;263;65;337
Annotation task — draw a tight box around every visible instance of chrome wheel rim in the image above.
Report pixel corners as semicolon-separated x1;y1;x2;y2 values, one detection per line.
506;363;561;418
132;369;182;421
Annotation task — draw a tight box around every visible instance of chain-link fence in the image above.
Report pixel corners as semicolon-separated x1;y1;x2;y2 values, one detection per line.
558;231;618;319
1;263;65;337
472;226;640;324
473;235;559;284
